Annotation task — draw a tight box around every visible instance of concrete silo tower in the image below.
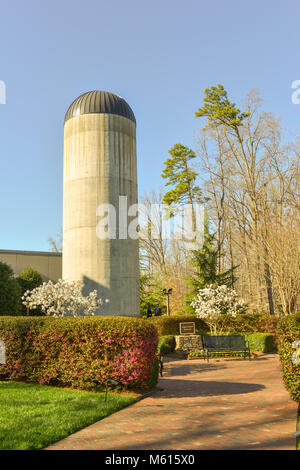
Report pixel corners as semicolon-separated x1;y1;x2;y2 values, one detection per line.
63;91;139;316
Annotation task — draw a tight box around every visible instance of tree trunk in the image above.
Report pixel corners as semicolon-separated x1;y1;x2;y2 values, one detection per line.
264;261;275;315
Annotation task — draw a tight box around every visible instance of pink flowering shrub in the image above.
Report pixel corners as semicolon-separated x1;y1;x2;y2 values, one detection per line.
277;314;300;403
0;316;158;391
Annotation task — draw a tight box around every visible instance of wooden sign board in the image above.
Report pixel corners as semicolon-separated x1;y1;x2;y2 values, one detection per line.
0;340;6;365
180;322;195;335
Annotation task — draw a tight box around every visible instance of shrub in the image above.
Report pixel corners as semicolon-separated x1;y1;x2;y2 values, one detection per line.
149;315;209;336
17;266;43;291
0;262;21;316
0;316;158;391
277;314;300;403
219;313;278;335
244;333;277;353
147;357;159;389
158;335;175;355
16;266;43;315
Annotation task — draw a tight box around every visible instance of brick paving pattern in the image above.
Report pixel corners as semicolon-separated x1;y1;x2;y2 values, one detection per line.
46;354;297;450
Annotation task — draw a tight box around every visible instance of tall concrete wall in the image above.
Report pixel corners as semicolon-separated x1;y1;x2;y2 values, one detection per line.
63;113;140;316
0;249;62;281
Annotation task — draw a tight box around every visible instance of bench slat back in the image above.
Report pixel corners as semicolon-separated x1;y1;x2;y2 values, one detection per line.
202;335;246;349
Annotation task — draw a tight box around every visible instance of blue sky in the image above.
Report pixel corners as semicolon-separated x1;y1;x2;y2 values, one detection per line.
0;0;299;251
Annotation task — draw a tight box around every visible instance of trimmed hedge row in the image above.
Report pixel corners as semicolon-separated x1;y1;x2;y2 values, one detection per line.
218;313;278;335
277;314;300;403
244;333;277;353
149;315;209;336
149;314;277;337
0;316;158;391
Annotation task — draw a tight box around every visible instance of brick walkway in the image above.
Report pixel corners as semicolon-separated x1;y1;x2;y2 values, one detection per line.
46;354;297;450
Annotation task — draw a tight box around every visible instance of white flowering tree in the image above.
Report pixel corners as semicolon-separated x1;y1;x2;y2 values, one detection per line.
191;284;247;335
22;279;102;317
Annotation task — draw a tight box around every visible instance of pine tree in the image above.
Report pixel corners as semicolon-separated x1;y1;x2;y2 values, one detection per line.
161;143;202;231
185;224;238;312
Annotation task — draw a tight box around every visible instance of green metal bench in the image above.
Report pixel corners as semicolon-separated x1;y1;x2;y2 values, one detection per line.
202;335;251;362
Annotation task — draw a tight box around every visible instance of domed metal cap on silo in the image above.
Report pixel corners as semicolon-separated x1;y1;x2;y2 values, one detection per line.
64;90;136;124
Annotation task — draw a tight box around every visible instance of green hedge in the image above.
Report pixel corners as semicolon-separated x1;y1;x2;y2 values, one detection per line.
148;314;277;337
277;314;300;403
219;313;278;334
0;316;158;392
148;315;209;336
158;335;175;355
244;333;277;353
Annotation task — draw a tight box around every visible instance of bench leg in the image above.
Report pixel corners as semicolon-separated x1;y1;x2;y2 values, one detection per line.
160;359;163;376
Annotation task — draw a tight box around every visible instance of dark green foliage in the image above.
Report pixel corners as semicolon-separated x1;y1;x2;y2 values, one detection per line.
0;261;21;316
195;84;250;130
16;266;43;315
161;143;202;220
147;358;159;390
189;233;236;289
17;266;43;292
149;315;209;336
244;333;277;353
277;314;300;403
158;335;175;355
186;228;237;312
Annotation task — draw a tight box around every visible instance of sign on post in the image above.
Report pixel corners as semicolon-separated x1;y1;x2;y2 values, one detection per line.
180;322;195;335
0;340;6;365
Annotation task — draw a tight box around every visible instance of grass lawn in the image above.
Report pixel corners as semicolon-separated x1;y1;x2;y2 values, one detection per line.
0;381;137;450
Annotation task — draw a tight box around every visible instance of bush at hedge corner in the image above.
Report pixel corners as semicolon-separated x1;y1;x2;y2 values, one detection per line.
0;316;158;391
277;314;300;403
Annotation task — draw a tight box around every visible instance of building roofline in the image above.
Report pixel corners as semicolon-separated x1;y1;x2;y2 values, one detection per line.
0;249;62;257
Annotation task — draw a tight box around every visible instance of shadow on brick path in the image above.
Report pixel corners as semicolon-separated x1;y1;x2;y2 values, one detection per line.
46;354;297;450
157;379;265;397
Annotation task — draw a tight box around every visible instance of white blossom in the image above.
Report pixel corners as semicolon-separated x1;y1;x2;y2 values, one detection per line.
292;340;300;366
191;284;247;335
22;279;102;317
